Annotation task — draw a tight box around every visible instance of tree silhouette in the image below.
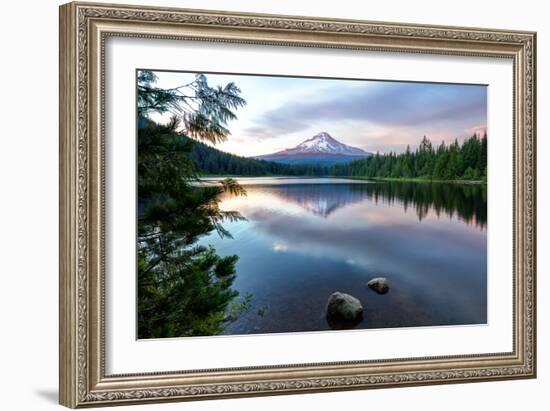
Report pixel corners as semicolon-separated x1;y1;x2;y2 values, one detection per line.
137;71;249;338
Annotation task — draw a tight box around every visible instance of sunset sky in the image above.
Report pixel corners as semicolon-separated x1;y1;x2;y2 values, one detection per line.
146;70;487;157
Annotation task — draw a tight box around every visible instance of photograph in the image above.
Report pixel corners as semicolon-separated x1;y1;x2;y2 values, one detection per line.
136;70;488;339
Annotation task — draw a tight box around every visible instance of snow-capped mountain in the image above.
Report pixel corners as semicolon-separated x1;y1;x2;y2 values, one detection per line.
292;132;368;156
255;132;371;166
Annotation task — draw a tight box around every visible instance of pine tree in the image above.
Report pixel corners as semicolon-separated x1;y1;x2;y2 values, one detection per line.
329;134;487;182
137;71;250;338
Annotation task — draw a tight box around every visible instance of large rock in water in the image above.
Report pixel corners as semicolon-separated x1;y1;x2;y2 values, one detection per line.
367;277;389;294
326;292;363;329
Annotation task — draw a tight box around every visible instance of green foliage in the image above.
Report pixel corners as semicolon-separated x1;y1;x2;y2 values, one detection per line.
462;166;478;180
137;72;249;338
187;136;331;176
187;133;487;182
138;244;241;337
257;306;268;317
332;133;487;181
137;70;246;144
225;292;253;322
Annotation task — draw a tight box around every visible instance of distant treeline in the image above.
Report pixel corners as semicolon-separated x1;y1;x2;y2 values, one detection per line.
188;137;328;176
332;134;487;181
188;133;487;181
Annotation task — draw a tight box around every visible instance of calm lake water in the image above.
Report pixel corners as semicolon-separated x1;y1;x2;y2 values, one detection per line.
199;177;487;335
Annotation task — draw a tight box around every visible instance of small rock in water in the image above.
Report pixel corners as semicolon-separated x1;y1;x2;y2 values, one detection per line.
367;277;389;294
326;292;363;329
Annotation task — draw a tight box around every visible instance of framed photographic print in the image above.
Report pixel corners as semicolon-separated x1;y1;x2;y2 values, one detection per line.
59;2;537;408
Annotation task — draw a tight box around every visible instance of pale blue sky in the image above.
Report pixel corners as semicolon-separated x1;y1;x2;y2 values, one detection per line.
146;70;487;157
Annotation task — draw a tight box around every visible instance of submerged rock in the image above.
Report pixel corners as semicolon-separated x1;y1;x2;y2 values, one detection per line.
367;277;389;294
326;292;363;329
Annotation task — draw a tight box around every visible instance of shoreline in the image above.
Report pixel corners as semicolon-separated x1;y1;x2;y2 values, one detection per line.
348;176;486;184
199;174;487;184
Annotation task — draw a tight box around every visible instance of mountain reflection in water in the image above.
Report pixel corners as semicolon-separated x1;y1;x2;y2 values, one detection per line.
198;178;487;335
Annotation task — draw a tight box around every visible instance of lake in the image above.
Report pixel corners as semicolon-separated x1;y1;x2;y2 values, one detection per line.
199;177;487;335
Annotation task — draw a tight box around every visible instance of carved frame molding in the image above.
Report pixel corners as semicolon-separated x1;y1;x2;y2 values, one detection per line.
59;2;536;407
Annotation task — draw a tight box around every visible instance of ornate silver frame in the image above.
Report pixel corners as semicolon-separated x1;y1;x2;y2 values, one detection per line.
59;2;536;408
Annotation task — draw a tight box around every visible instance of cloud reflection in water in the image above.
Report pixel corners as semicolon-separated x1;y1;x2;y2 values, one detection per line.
200;179;487;335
